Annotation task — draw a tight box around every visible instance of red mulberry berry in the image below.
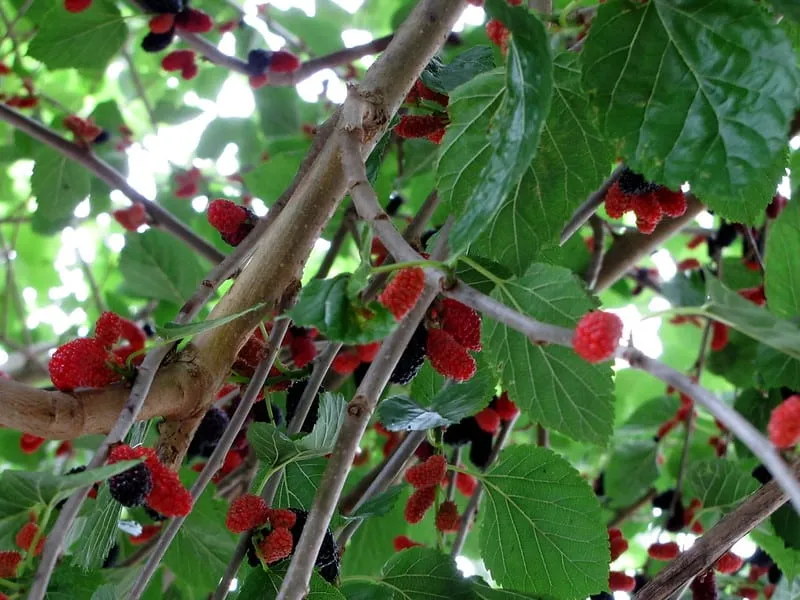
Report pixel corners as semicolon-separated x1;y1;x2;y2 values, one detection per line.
632;193;663;234
20;433;46;454
258;527;294;563
435;500;460;532
485;19;509;49
332;350;362;375
0;551;21;578
440;298;481;351
288;334;317;368
269;51;301;74
475;408;500;434
162;50;195;72
604;182;631;219
610;535;628;561
49;338;121;391
715;552;743;574
738;286;766;306
493;392;519;421
455;472;477;497
175;8;214;33
609;571;635;592
648;541;680;561
710;321;729;352
95;311;123;347
405;455;447;489
691;570;718;600
426;328;476;381
768;395;800;449
267;508;297;529
657;188;687;217
226;494;270;533
149;13;175;34
393;535;421;551
113;203;148;231
145;460;193;517
764;584;776;599
676;258;701;271
207;199;248;234
404;486;436;524
414;81;449;107
65;0;92;12
394;115;448;140
737;588;757;600
130;524;161;545
573;311;623;363
426;129;446;144
356;342;381;363
766;194;788;219
379;267;425;320
15;522;44;556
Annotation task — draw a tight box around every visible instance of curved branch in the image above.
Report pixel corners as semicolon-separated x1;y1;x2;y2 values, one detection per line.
0;103;224;264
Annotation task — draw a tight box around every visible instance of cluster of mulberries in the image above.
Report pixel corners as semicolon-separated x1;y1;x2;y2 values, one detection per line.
113;203;149;231
162;49;198;80
63;115;103;146
401;455;461;533
107;444;193;517
174;167;202;198
604;167;688;234
656;392;695;441
396;79;450;144
443;393;518;469
652;490;703;534
425;298;482;382
15;518;45;557
48;311;146;391
608;528;628;562
207;199;258;247
138;1;214;54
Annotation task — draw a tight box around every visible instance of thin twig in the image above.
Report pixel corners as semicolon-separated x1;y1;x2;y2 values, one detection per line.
560;164;624;246
637;461;800;600
451;415;519;556
445;447;461;502
743;226;765;272
0;103;224;264
122;48;158;130
314;208;355;280
585;215;605;291
607;488;657;529
127;319;292;600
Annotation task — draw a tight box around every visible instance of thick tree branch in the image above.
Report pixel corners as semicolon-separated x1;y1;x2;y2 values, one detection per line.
0;103;224;264
636;462;800;600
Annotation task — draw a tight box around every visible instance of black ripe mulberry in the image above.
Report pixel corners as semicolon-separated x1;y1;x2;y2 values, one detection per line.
748;548;773;568
188;407;230;457
590;594;613;600
768;564;783;584
247;49;273;75
652;488;676;510
752;464;772;485
109;463;153;508
469;429;494;470
690;570;718;600
617;168;659;196
443;417;482;447
141;31;175;53
389;325;427;385
665;499;686;532
286;509;340;584
251;401;284;427
140;0;184;12
285;380;320;434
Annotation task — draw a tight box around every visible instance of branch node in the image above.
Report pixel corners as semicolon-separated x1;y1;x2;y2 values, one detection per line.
347;395;370;418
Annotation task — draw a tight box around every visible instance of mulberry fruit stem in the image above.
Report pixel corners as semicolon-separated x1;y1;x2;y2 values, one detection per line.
370;258;450;275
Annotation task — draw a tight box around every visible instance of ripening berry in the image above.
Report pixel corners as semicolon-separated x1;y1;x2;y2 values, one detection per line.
289;334;317;368
113;203;148;231
426;328;477;381
109;463;153;507
656;188;688;217
393;535;422;551
609;571;636;592
766;194;788;219
767;395;800;449
394;115;448;140
631;193;663;234
145;460;193;517
676;258;701;271
610;535;628;562
405;455;447;489
455;471;477;497
737;588;758;600
435;500;460;532
95;311;124;348
0;551;21;578
404;485;436;524
493;392;519;421
573;311;623;363
475;407;501;434
149;13;176;33
207;199;249;234
20;433;46;454
213;450;244;484
604;182;631;219
130;524;161;545
710;321;729;352
690;570;718;600
161;49;195;73
715;552;744;574
332;349;362;375
175;8;214;33
48;337;122;391
65;0;92;12
247;49;273;75
356;342;381;363
16;522;44;556
258;527;294;563
249;74;269;89
225;494;270;533
440;298;481;351
379;267;425;320
267;508;297;529
485;19;509;49
648;541;680;561
738;286;766;306
414;81;449;107
269;51;301;74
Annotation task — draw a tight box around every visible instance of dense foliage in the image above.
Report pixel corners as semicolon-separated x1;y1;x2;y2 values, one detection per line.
0;0;798;599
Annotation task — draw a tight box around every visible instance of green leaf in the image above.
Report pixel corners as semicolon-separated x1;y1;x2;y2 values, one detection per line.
470;578;548;599
196;118;265;163
272;458;328;512
773;504;800;551
288;274;398;344
46;565;105;600
299;392;347;453
773;577;800;600
752;529;800;579
757;346;800;389
71;487;123;571
478;446;608;598
30;146;91;234
256;87;300;137
733;389;781;459
346;485;403;521
581;0;799;222
163;486;237;594
242;154;305;205
156;302;267;340
472;53;615;275
339;547;474;599
766;200;800;318
605;439;659;508
455;255;513;296
239;568;344;600
685;459;759;510
27;0;126;71
448;2;553;253
618;396;680;438
769;0;800;21
118;230;207;305
486;264;614;445
421;47;496;94
701;276;800;361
